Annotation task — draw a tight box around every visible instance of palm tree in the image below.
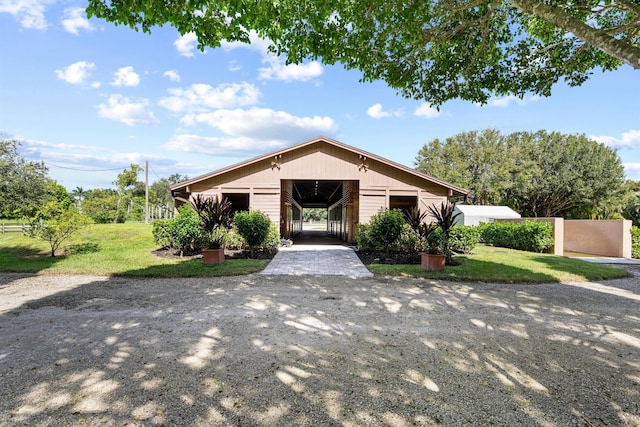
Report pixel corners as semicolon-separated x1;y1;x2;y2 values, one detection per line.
71;186;86;211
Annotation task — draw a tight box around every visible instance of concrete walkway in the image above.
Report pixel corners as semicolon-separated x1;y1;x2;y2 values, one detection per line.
260;244;373;277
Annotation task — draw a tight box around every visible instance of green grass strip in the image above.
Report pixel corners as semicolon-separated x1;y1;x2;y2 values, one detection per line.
0;223;268;277
368;245;629;283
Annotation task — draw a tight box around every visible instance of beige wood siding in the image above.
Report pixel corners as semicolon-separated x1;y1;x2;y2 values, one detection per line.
251;192;280;222
359;194;386;224
187;142;449;199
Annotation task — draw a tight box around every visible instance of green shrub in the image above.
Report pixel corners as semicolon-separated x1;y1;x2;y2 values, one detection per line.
152;219;172;248
167;206;208;255
224;225;246;250
234;210;272;256
632;226;640;259
356;223;377;251
224;222;280;251
392;223;421;252
480;220;553;253
368;209;405;252
448;225;480;253
264;222;281;250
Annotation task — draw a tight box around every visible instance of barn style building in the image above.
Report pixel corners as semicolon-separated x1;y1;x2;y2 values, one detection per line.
170;136;468;243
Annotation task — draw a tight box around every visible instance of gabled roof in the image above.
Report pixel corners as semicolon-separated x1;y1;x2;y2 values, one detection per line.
170;136;469;196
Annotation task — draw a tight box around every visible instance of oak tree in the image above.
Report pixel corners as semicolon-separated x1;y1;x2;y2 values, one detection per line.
414;130;625;218
87;0;639;104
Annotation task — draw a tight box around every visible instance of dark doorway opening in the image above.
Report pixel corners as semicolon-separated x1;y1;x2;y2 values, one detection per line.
282;180;358;244
223;193;250;216
390;195;418;215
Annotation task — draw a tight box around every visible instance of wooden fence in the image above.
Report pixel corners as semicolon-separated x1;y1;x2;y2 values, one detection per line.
1;223;31;234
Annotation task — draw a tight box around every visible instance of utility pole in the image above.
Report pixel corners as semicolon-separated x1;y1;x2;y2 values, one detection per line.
145;160;149;224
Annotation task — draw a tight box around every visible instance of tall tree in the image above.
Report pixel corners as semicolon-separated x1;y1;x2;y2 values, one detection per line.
149;174;188;208
414;130;626;218
414;129;513;205
82;189;126;224
506;131;625;217
71;186;87;211
113;164;144;223
87;0;639;105
0;139;54;218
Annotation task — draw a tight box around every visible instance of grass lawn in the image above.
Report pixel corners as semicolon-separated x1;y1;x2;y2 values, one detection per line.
368;244;630;283
0;225;630;282
0;223;269;277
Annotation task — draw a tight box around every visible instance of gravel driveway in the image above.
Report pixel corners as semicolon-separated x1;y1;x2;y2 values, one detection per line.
0;271;638;426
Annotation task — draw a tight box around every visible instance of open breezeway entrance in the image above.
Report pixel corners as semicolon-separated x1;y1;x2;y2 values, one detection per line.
281;179;359;244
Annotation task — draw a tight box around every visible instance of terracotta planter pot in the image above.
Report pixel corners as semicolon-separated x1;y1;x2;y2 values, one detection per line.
202;248;225;265
421;253;445;271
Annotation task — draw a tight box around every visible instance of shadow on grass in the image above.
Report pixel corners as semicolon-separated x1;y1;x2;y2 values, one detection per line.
120;258;271;278
0;244;65;274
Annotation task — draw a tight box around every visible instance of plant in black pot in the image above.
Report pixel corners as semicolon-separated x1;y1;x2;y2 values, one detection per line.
190;194;232;263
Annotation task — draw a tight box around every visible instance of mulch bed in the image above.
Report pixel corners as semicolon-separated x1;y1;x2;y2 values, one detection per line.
151;247;277;260
355;251;421;265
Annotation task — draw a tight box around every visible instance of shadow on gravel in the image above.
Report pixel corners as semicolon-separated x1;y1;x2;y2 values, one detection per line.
0;272;639;426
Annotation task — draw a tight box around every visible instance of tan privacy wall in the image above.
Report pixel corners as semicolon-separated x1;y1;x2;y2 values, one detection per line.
564;220;632;258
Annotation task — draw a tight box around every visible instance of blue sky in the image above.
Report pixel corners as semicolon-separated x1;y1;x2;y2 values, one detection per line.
1;1;639;191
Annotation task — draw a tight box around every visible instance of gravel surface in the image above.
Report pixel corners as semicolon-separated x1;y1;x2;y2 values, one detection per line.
0;270;638;426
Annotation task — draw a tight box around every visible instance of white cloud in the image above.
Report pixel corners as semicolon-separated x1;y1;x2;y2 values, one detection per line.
0;0;52;30
486;95;540;107
414;103;441;119
174;32;199;57
590;130;640;149
228;60;241;72
222;30;323;82
158;82;261;113
164;134;285;156
61;7;95;35
367;103;404;119
111;66;140;87
259;59;323;82
182;107;337;140
21;139;108;153
163;69;181;82
367;104;389;119
97;95;159;126
55;61;96;84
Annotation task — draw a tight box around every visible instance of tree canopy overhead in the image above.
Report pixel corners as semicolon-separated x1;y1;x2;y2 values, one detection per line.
87;0;639;105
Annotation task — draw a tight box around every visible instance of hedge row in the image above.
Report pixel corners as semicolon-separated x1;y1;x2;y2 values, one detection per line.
632;226;640;259
479;221;554;253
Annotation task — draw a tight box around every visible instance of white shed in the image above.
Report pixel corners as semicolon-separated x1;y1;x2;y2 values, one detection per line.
453;205;521;226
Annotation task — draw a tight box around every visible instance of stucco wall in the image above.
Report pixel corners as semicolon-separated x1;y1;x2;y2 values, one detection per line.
564;220;632;258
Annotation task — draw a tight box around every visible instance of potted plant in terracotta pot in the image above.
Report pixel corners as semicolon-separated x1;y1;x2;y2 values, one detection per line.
190;194;232;265
403;207;445;270
418;222;446;271
426;200;462;266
